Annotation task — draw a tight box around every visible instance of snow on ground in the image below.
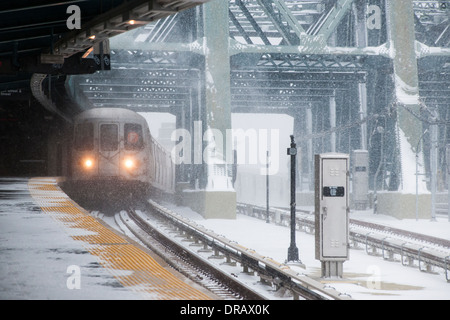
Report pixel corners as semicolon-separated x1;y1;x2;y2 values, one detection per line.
350;209;449;241
163;202;450;300
1;177;448;300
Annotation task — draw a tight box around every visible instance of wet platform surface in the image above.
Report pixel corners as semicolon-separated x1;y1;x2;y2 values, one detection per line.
0;177;213;300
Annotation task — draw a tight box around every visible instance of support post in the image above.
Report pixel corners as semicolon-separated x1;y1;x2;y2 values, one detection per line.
178;0;236;219
358;83;368;150
430;119;438;221
184;0;235;219
203;0;232;139
386;0;423;190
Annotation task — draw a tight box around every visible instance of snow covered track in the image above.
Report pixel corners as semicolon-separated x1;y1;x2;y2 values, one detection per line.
237;203;450;282
117;208;250;300
142;200;353;300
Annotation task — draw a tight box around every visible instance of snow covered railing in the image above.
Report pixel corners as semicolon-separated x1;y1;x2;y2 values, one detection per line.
147;199;352;300
237;203;450;282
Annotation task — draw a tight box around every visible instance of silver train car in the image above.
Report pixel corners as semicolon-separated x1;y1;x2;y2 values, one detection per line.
68;108;174;198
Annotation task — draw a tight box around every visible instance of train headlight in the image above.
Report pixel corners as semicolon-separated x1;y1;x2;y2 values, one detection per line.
124;158;135;170
83;158;94;169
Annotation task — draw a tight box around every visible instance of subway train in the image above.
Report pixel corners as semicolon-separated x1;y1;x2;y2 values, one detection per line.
66;108;175;200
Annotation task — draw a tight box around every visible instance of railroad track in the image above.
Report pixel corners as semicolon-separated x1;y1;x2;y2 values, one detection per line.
116;208;257;300
109;201;353;300
349;219;450;249
237;203;450;282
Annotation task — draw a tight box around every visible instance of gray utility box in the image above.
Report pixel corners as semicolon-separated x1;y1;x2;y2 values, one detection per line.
315;153;349;278
352;150;369;210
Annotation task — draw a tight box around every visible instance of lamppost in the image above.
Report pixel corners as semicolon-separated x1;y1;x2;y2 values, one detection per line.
287;135;299;262
430;115;438;222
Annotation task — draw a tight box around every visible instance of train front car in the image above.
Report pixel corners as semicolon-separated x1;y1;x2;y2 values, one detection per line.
69;108;152;200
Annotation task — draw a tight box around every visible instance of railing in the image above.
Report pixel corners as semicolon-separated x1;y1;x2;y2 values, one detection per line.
236;203;450;282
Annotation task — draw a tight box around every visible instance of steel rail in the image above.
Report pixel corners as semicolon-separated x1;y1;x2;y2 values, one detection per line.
121;208;266;300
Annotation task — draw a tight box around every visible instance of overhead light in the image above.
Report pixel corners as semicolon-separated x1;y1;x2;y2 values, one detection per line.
89;35;96;40
128;20;136;25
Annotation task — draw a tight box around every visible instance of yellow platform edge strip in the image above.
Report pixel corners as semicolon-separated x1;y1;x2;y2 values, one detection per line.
28;177;211;300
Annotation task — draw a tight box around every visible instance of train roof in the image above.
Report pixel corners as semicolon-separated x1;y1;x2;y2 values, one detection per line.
74;108;146;123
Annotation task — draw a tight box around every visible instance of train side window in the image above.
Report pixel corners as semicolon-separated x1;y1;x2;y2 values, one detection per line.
124;123;143;150
74;123;94;150
100;124;118;151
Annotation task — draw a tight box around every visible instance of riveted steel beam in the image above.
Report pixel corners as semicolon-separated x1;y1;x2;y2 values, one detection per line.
312;0;354;39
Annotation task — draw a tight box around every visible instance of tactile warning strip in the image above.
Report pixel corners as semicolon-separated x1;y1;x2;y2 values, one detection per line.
28;177;211;300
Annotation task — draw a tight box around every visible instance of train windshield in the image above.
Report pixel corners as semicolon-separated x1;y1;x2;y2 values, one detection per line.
100;124;118;151
74;123;94;150
124;123;143;150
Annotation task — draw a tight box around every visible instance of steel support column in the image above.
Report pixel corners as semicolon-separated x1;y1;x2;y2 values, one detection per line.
386;0;423;190
203;0;232;140
190;0;235;219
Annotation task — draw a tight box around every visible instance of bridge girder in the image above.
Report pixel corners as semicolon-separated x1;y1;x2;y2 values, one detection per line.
72;0;450;196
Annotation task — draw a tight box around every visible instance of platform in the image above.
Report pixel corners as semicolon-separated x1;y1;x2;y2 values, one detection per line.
0;177;214;300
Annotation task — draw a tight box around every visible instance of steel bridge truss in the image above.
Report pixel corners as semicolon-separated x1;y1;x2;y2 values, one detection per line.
70;0;450;192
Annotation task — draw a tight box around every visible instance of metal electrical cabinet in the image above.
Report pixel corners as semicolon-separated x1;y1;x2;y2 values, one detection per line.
315;153;349;277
